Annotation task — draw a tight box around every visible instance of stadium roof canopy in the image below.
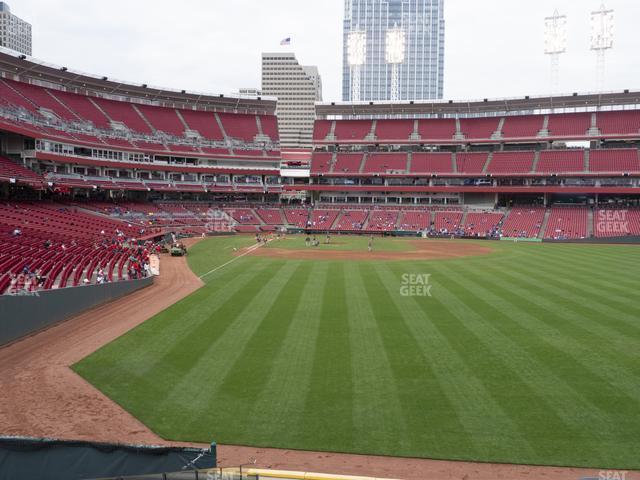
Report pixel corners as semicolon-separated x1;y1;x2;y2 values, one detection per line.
0;47;277;114
316;90;640;119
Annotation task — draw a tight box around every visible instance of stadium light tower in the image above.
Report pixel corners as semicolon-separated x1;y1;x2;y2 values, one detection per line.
590;3;614;91
347;30;366;102
385;26;406;102
544;10;567;94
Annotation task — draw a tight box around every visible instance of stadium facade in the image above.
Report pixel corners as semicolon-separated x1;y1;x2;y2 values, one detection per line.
342;0;445;102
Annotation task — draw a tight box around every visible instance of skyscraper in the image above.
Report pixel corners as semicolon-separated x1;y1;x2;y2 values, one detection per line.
0;2;32;56
262;52;323;148
342;0;445;102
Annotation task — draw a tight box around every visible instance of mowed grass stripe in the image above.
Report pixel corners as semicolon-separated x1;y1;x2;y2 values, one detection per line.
74;237;640;469
441;260;640;414
383;262;581;463
245;262;329;444
71;258;275;405
153;261;303;439
372;262;537;459
480;254;640;355
425;263;639;466
301;263;355;450
495;256;640;347
511;252;640;324
470;261;640;389
137;259;285;381
357;262;477;459
209;262;313;437
342;263;411;454
404;262;602;465
512;245;640;304
111;260;277;377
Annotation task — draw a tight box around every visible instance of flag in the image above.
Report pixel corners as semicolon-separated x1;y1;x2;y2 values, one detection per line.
280;37;291;46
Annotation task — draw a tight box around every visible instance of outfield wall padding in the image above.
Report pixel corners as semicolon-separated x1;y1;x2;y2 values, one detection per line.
543;235;640;244
0;276;154;347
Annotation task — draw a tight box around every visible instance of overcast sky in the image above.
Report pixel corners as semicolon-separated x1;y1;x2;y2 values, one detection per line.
14;0;640;102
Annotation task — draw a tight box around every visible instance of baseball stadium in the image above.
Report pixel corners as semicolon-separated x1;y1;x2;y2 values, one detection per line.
0;3;639;480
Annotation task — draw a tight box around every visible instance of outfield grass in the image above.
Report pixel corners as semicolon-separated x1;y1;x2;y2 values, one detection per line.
73;236;640;469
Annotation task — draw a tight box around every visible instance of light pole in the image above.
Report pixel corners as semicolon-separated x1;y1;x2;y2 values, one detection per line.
544;10;567;94
590;3;614;91
385;26;406;101
347;30;366;102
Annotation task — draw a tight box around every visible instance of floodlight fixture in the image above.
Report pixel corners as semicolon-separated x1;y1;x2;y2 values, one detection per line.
348;30;367;102
544;10;567;93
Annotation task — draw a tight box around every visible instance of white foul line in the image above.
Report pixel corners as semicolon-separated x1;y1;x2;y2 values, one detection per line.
199;240;270;280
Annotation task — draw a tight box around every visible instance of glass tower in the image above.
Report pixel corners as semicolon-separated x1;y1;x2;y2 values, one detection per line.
342;0;445;102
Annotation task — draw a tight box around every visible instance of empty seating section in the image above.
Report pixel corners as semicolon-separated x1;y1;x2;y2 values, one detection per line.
335;210;368;231
399;211;430;231
501;207;545;238
334;120;372;141
311;152;333;174
5;79;78;121
456;152;489;174
256;208;283;225
597;110;640;135
375;120;414;141
367;210;399;231
259;115;279;141
179;110;225;141
463;212;504;237
434;211;463;233
104;137;136;149
589;149;640;173
460;117;500;140
365;153;408;174
594;208;640;237
0;157;43;185
501;115;544;138
536;150;585;173
218;113;258;142
49;90;112;128
136;105;184;136
317;111;640;144
334;153;363;174
487;151;535;174
0;79;281;164
201;147;231;156
417;119;456;140
93;97;153;134
132;140;166;151
313;120;333;141
410;153;453;174
226;208;258;224
547;113;591;137
168;144;199;153
310;210;339;229
284;209;309;228
544;207;588;239
235;149;263;157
